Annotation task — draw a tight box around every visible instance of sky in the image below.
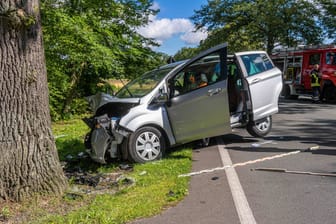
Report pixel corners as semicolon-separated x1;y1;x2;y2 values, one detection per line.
137;0;208;56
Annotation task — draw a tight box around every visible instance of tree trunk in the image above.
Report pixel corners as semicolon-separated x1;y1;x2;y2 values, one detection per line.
0;0;67;201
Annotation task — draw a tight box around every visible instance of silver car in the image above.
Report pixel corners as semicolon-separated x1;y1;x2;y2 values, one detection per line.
84;43;283;163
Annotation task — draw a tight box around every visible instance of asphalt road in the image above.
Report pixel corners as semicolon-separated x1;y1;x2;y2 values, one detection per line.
226;98;336;224
131;97;336;224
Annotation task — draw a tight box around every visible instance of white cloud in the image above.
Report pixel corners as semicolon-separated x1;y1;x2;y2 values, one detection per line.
151;2;160;11
137;14;207;47
181;29;208;45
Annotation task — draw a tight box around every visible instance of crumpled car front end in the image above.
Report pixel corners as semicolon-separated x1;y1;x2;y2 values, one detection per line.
83;93;139;164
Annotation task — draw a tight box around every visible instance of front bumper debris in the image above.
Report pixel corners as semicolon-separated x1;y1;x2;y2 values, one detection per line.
85;114;127;164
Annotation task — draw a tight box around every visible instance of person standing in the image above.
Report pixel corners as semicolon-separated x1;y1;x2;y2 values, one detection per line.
310;64;321;103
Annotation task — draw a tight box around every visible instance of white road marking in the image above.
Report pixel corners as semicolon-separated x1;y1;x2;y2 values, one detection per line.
178;149;301;177
177;135;320;223
217;137;257;224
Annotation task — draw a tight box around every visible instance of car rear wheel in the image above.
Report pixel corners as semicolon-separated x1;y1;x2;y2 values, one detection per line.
323;85;336;102
246;116;272;138
282;84;298;99
127;126;165;163
201;138;210;147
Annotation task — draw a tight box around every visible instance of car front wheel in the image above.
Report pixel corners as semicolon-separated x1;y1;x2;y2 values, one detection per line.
127;126;165;163
246;116;272;138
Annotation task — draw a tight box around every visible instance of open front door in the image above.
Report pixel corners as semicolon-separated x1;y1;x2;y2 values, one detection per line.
166;44;231;144
235;51;283;121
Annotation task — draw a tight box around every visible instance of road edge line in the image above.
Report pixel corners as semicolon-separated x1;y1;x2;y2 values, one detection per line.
217;137;257;224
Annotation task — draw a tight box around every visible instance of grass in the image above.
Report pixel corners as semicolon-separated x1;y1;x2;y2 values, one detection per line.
1;117;193;224
52;118;90;161
39;157;191;224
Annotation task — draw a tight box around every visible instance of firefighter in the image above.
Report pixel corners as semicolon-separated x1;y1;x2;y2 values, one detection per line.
310;64;321;103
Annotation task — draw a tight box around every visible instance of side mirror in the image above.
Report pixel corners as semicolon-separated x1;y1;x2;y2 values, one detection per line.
153;93;169;104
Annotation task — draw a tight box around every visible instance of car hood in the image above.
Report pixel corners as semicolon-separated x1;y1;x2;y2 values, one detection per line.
86;92;140;117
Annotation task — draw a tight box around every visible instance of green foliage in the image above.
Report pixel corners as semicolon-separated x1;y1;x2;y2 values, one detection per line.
173;47;201;61
52;118;90;159
41;0;165;120
199;27;264;54
0;206;11;220
192;0;327;53
318;0;336;42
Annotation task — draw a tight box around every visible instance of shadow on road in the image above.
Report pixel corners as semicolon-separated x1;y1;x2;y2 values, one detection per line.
202;98;336;159
278;98;336;114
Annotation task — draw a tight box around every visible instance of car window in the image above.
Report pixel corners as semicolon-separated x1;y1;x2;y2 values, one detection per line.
309;53;321;65
116;68;172;98
241;53;274;76
326;52;336;65
171;52;223;97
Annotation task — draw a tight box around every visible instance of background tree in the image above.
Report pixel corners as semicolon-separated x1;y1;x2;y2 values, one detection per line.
192;0;324;53
41;0;165;120
0;0;67;201
317;0;336;42
173;47;201;61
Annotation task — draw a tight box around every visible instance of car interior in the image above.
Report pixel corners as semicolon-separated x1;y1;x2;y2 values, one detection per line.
170;55;247;125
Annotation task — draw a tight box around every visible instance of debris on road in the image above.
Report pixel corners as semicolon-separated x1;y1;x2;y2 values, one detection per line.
251;167;336;177
62;152;136;196
301;145;320;152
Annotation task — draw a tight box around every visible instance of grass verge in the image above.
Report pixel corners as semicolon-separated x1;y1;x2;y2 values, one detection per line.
1;118;192;224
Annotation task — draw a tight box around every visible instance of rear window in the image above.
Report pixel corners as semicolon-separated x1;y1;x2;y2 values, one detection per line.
241;53;274;76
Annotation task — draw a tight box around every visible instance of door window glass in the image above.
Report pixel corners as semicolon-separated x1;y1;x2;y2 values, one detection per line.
171;52;222;96
309;54;321;65
241;54;274;76
116;68;172;98
326;52;336;65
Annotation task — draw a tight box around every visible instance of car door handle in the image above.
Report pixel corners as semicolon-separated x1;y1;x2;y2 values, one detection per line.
208;88;222;96
251;78;261;84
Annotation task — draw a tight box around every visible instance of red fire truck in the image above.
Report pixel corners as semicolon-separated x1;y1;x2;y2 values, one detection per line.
271;45;336;101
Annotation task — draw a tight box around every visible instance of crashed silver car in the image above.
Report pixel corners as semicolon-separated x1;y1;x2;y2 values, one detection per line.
83;43;283;163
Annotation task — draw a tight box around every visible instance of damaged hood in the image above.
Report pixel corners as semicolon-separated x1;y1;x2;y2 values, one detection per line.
86;93;140;117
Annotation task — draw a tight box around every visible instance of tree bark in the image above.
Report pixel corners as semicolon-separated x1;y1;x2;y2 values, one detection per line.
0;0;67;201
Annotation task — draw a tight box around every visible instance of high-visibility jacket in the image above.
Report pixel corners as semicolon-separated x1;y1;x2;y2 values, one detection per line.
310;70;320;87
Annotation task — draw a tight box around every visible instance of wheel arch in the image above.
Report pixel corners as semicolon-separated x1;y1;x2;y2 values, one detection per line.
136;123;172;149
120;122;173;161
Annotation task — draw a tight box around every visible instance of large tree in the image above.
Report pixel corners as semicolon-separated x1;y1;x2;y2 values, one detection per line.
0;0;67;201
192;0;324;53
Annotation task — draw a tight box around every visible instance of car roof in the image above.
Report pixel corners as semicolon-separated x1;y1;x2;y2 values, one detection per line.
158;60;188;70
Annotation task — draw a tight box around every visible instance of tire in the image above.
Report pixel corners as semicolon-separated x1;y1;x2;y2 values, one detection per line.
84;132;92;149
323;86;336;102
282;84;298;99
246;116;272;138
201;138;210;147
289;95;299;100
282;84;291;99
127;126;165;163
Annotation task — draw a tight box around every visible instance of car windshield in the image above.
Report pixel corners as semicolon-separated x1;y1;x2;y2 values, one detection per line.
115;68;173;98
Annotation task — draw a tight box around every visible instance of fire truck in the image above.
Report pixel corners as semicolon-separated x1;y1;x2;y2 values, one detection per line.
271;45;336;101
